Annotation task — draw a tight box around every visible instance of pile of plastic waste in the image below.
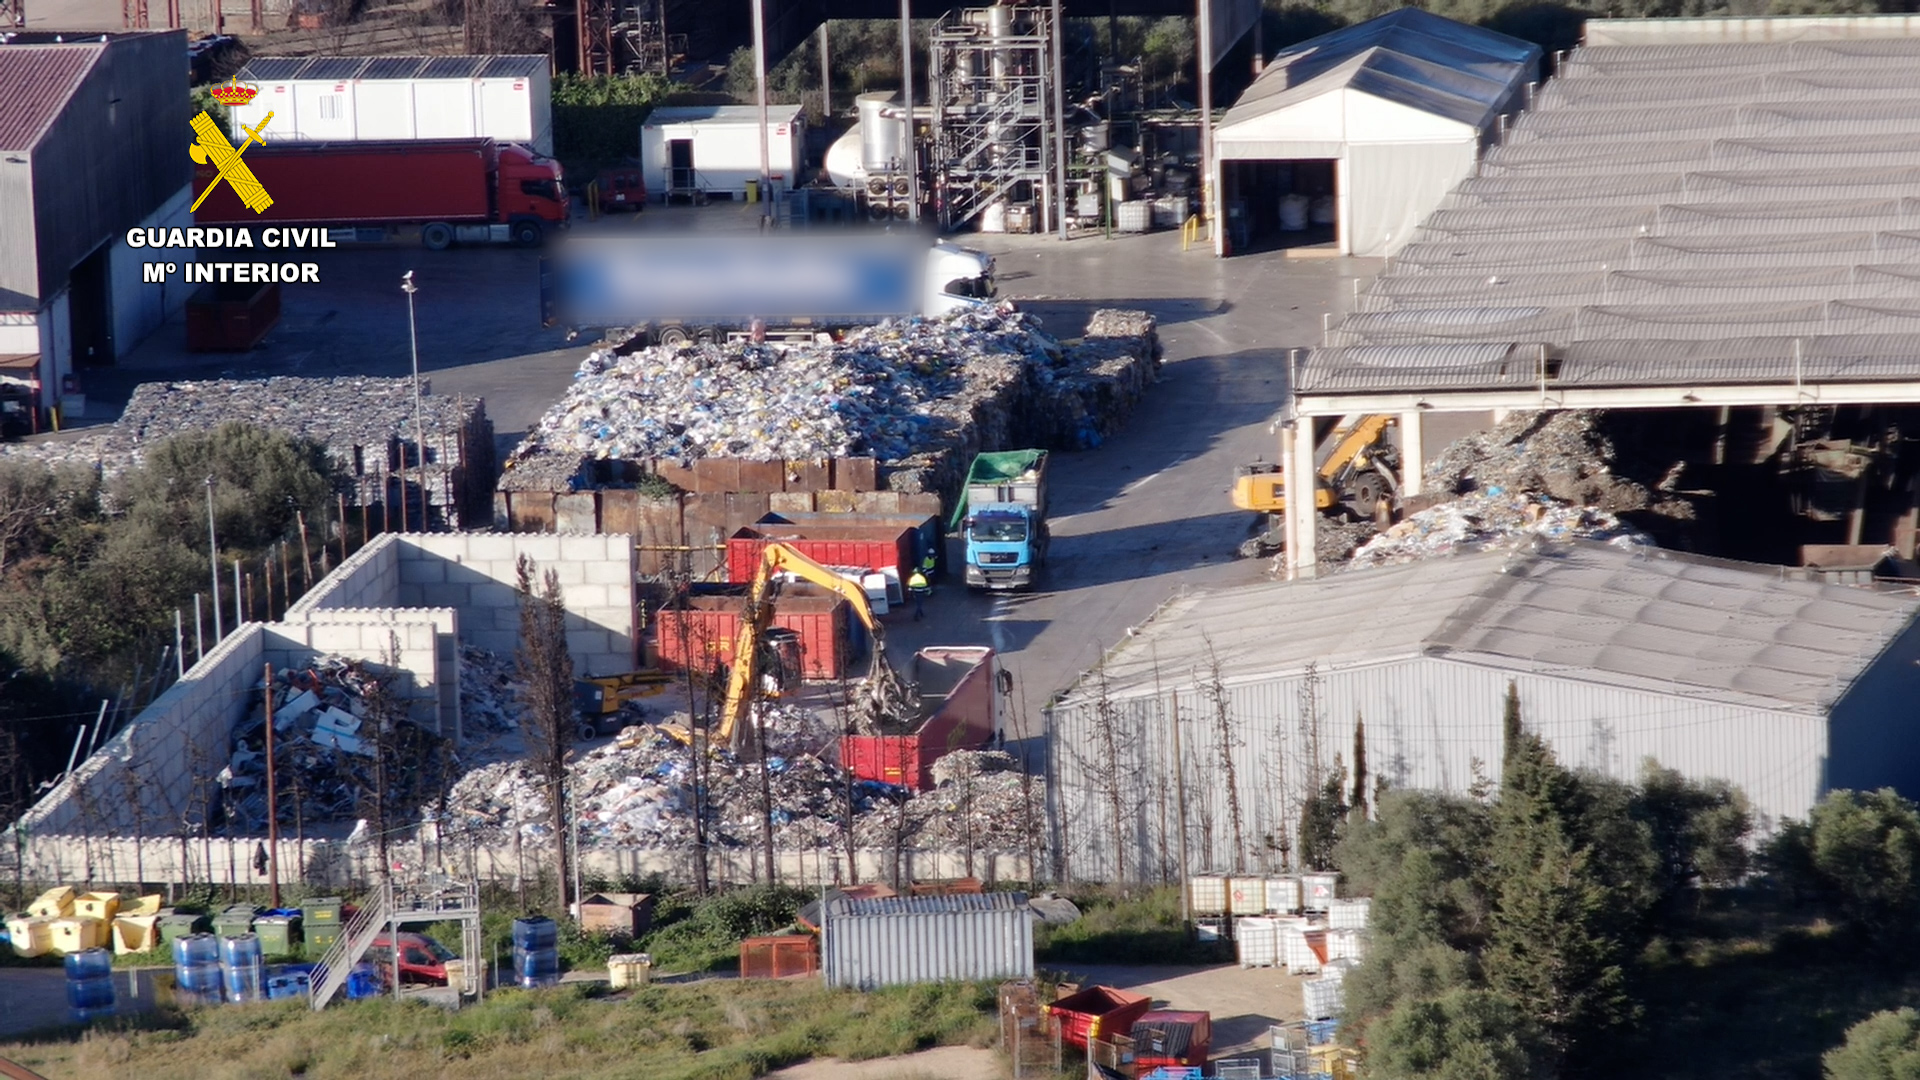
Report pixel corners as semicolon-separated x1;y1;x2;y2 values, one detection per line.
1348;490;1650;567
505;307;1056;472
1023;309;1162;451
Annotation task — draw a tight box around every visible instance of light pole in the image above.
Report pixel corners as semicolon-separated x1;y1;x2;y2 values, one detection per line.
899;0;918;224
402;271;424;532
205;475;223;642
751;0;772;228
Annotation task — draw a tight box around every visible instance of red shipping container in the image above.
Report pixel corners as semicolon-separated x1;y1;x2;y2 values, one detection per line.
728;523;916;585
1047;985;1153;1050
652;585;856;680
1132;1010;1213;1070
841;647;998;790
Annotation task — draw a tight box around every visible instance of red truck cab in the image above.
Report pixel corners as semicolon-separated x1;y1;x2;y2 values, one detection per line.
499;144;570;228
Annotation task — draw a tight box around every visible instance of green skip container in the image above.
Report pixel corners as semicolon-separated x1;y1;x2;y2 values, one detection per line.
214;905;258;939
157;912;208;945
253;915;301;957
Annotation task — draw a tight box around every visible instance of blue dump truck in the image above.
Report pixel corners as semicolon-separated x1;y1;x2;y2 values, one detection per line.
954;450;1050;591
540;233;995;344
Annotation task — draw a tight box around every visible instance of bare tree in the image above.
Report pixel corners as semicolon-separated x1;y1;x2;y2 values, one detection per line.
347;642;415;888
1088;661;1128;885
661;563;715;894
1199;633;1246;873
515;555;575;913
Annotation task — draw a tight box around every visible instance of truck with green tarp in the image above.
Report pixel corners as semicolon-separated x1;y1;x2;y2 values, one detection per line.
953;450;1050;590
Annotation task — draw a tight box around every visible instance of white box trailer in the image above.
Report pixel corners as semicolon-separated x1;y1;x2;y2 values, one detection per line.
641;104;805;201
228;55;553;156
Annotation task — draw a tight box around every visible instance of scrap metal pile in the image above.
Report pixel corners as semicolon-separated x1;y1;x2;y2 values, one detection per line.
438;711;1043;856
218;656;452;831
0;377;495;528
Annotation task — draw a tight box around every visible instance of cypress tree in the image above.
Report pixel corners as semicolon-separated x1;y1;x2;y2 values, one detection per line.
1483;727;1636;1066
1350;715;1370;822
1502;680;1524;769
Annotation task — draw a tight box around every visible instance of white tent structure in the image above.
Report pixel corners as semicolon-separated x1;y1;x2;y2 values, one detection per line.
1213;10;1539;257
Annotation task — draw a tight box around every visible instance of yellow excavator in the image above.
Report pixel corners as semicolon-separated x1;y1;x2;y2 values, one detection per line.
1232;414;1402;558
659;542;911;753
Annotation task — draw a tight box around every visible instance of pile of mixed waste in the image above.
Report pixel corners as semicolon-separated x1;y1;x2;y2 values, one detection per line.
437;713;1043;856
1423;409;1652;512
219;655;455;831
498;307;1160;497
1262;410;1680;572
504;307;1056;472
855;751;1042;854
458;646;524;734
1347;490;1650;567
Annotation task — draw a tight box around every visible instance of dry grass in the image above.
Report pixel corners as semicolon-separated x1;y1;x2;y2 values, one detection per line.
0;979;999;1080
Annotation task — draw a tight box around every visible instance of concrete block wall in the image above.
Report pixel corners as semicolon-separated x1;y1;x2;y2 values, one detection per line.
395;533;636;677
263;608;460;739
17;609;456;838
285;534;401;617
19;626;269;836
14;831;1040;893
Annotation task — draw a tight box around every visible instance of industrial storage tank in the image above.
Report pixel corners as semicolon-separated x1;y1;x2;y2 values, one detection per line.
857;92;909;176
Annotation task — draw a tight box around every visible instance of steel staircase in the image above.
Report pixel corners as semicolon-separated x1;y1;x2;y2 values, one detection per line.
307;881;391;1010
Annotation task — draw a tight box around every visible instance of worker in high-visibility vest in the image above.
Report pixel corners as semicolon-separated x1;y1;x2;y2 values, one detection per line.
907;567;932;621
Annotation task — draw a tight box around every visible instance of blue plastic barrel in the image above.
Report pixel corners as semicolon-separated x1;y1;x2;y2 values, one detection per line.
176;960;223;994
66;974;114;1012
224;965;263;1003
172;932;220;967
512;945;559;979
64;947;112;980
511;917;557;950
220;933;263;967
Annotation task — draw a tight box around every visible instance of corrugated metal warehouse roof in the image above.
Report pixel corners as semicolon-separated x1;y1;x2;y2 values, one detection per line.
1062;542;1920;715
1047;540;1920;880
0;45;103;151
1303;17;1920;395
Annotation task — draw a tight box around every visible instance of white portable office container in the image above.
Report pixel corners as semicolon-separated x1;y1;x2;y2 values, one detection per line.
229;55;553;156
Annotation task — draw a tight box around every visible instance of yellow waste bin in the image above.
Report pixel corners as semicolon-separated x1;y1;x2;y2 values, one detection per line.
744;179;760;204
